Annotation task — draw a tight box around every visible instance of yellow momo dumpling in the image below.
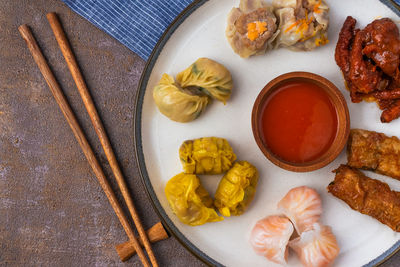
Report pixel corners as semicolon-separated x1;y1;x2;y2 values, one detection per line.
179;137;237;174
153;73;210;123
214;161;259;217
176;58;233;104
165;173;223;226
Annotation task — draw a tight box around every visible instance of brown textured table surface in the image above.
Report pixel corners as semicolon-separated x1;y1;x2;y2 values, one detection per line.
1;1;399;266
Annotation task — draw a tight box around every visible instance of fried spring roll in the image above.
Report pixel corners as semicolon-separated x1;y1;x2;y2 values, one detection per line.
328;165;400;232
347;129;400;180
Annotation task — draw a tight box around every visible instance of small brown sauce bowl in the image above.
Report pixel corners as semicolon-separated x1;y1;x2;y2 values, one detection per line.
251;72;350;172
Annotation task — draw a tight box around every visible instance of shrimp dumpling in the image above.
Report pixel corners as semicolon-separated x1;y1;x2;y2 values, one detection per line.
289;223;340;267
226;0;278;58
278;186;322;234
250;215;294;264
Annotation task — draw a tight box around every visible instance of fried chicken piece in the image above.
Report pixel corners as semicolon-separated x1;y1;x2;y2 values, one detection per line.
348;30;382;94
328;165;400;232
347;129;400;179
362;18;400;77
335;16;356;77
374;87;400;100
334;17;400;118
378;98;395;110
335;16;363;102
381;99;400;122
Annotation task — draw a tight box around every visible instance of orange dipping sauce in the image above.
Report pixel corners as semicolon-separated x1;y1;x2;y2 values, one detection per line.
260;80;338;163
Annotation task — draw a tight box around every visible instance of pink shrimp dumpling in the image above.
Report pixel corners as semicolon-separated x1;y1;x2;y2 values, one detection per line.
289;223;340;267
278;186;322;234
249;215;294;264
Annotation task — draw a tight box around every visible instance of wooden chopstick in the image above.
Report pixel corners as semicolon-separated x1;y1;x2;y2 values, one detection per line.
18;24;151;267
45;13;159;267
115;222;168;262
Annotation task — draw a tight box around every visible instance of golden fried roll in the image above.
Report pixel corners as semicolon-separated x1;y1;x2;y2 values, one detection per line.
179;137;237;174
327;165;400;232
347;129;400;180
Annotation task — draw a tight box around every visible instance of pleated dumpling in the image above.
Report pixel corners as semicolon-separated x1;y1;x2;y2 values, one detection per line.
179;137;237;174
277;186;322;234
214;161;259;216
226;0;279;58
273;0;329;51
176;58;233;104
250;215;294;264
153;74;209;123
165;173;223;226
289;223;340;267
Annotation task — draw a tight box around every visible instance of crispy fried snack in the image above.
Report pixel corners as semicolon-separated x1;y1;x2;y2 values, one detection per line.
381;99;400;123
347;129;400;180
335;16;355;84
335;16;400;122
327;165;400;232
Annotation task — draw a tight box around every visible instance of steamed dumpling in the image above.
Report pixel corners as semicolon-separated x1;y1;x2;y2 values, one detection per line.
273;0;329;51
153;74;209;122
289;223;340;267
214;161;259;216
179;137;237;174
277;186;322;234
250;215;294;265
176;58;233;104
272;0;296;8
226;0;279;58
165;173;223;226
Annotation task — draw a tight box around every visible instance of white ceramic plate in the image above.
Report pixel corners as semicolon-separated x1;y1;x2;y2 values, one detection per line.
135;0;400;266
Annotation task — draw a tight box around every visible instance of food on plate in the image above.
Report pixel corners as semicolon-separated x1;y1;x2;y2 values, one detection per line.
347;129;400;180
153;73;209;122
153;58;232;122
328;164;400;232
165;173;223;226
176;58;233;104
273;0;329;50
289;223;340;267
225;0;329;57
179;137;237;174
260;80;338;163
278;186;322;234
249;215;294;265
226;0;278;58
214;161;259;216
250;186;338;265
335;16;400;122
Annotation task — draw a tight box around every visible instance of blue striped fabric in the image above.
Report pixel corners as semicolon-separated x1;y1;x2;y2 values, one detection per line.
62;0;400;61
61;0;193;60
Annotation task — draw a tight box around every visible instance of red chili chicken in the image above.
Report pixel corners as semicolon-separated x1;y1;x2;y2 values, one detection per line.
335;16;400;122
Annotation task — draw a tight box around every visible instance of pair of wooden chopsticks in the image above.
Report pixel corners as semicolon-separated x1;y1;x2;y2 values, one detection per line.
18;13;165;266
